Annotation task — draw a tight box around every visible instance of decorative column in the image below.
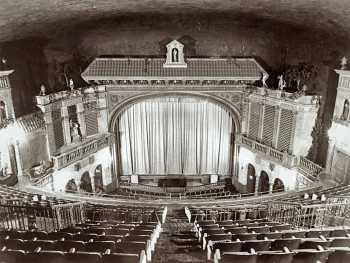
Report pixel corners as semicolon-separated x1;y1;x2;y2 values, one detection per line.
255;175;260;196
76;103;86;138
61;107;71;145
43;111;56;156
269;182;273;194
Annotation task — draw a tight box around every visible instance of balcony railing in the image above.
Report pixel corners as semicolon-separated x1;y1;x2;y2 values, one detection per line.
297;156;323;181
238;135;323;181
237;135;295;167
52;134;113;170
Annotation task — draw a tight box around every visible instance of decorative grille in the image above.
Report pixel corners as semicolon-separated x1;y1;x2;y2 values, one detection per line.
84;102;98;136
248;102;261;140
277;109;294;152
262;105;275;146
52;110;64;149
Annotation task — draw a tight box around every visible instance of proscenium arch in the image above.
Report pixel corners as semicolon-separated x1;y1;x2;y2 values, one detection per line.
108;91;242;181
108;92;241;133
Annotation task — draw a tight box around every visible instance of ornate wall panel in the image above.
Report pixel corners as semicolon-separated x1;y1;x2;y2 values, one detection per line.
277;109;295;152
262;105;275;146
52;110;64;149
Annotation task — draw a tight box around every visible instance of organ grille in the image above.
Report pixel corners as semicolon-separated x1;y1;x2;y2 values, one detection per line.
262;105;275;146
52;110;64;149
277;109;294;152
248;102;261;140
84;102;98;136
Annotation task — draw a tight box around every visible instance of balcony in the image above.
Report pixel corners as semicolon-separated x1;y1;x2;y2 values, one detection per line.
237;135;296;167
237;135;323;181
52;133;113;170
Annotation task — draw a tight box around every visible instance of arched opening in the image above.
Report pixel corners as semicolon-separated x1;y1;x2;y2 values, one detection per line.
110;94;240;187
246;164;256;194
80;172;92;192
272;178;285;192
258;171;270;194
94;165;104;193
65;179;78;193
341;99;350;121
172;48;179;62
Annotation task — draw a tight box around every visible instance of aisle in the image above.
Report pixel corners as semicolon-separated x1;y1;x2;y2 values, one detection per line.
153;208;206;263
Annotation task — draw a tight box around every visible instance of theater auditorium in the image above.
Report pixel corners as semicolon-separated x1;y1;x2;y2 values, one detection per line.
1;1;350;262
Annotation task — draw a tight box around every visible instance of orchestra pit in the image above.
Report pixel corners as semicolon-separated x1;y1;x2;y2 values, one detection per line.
2;1;350;262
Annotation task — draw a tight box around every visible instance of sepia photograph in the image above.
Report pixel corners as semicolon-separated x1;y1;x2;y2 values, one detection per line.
0;1;350;262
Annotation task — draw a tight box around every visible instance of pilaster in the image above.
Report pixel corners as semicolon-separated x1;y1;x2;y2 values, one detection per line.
61;107;71;145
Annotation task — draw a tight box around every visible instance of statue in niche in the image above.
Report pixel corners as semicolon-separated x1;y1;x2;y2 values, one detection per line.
69;119;82;143
341;99;349;121
278;74;286;91
39;84;46;96
172;48;179;62
69;79;74;91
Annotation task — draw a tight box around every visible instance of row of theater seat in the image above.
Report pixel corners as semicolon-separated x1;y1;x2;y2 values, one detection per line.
0;203;167;263
194;218;350;263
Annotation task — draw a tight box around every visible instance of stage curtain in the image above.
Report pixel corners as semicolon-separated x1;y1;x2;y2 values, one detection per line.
118;97;233;175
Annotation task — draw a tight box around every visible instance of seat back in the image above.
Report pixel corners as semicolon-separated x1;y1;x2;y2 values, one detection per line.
330;237;350;247
257;232;282;240
226;227;248;234
242;240;272;252
306;230;330;238
327;250;350;263
271;238;301;251
65;251;101;263
292;250;331;263
221;252;258;263
54;240;85;252
85;241;115;253
213;241;242;252
257;251;294;263
101;253;140;263
233;233;258;241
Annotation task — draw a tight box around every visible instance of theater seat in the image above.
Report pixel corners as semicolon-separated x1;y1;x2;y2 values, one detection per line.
0;248;26;263
330;237;350;247
242;240;272;252
271;238;301;251
220;251;258;263
54;240;85;252
84;241;116;253
65;251;101;263
101;253;142;263
25;250;66;263
327;249;350;263
257;250;294;263
292;249;331;263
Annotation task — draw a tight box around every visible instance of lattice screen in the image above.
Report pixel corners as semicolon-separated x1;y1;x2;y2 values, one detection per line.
52;110;64;149
84;102;98;136
248;102;261;140
262;105;275;146
277;109;294;152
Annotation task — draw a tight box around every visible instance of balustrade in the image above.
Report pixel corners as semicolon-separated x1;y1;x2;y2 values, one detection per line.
0;201;86;232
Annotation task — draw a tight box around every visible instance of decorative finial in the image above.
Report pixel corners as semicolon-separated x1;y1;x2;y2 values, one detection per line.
69;79;74;91
262;73;269;88
341;56;347;70
278;74;286;91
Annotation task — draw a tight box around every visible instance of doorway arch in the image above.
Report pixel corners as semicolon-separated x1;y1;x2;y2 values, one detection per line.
246;164;256;194
94;165;104;193
258;171;270;194
80;172;93;192
65;179;78;193
272;178;285;192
